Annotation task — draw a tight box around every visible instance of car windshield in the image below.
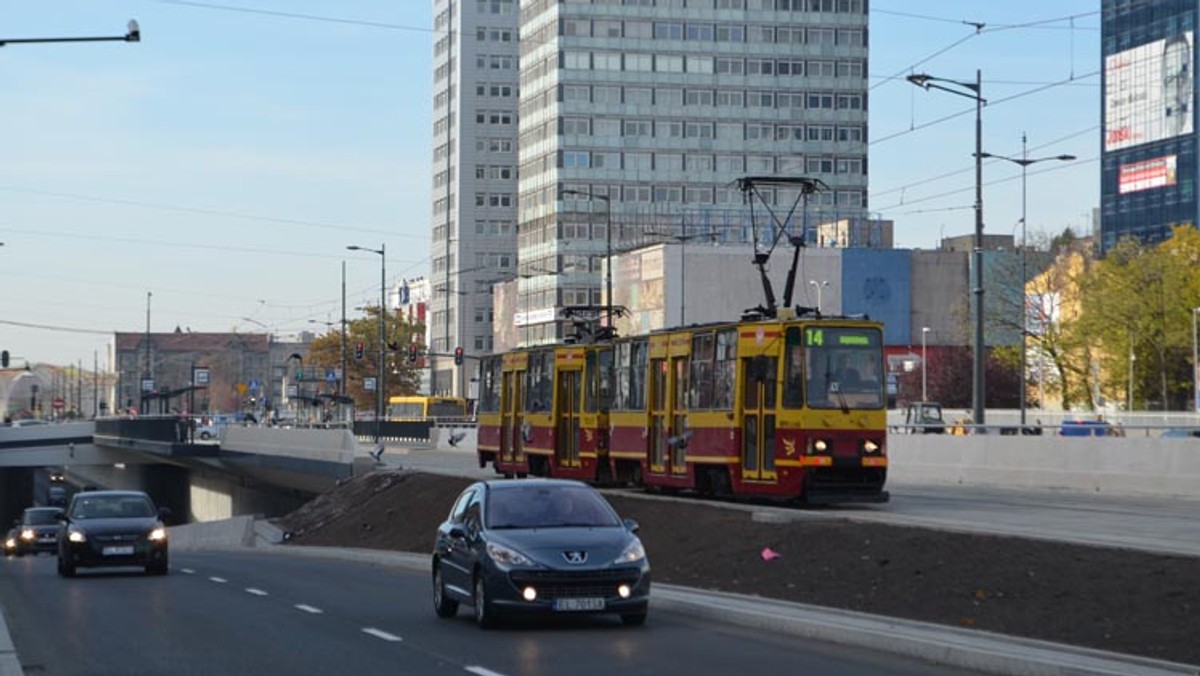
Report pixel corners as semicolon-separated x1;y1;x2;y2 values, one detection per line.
69;495;155;520
486;485;620;529
23;510;61;526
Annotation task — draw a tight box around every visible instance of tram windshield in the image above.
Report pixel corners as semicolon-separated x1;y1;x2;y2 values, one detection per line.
804;327;885;410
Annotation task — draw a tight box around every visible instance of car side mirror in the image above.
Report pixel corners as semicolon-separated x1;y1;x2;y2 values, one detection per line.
55;513;68;523
449;526;466;540
623;518;640;534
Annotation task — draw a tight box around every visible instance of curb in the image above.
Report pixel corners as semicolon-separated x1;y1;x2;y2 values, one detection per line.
226;542;1200;676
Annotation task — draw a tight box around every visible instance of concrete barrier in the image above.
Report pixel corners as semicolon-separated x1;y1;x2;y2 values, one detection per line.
221;427;359;463
420;427;1200;499
168;514;256;550
888;436;1200;499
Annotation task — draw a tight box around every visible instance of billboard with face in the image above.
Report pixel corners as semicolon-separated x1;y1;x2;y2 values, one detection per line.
1104;31;1194;151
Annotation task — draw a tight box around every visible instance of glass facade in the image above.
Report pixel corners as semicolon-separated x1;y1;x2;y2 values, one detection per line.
1101;0;1198;252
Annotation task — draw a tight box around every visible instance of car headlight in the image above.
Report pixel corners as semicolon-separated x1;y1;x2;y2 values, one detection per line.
614;538;646;564
68;529;87;543
4;538;15;549
486;542;532;567
148;528;167;542
20;529;35;541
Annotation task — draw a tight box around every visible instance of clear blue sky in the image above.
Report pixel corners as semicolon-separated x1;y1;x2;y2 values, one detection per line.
0;1;1100;367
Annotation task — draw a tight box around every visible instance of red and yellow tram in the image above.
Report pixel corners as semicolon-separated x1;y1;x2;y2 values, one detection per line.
477;310;888;504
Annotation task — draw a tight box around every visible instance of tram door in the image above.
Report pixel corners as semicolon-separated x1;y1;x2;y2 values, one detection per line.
669;356;689;476
740;355;778;481
501;369;524;464
556;368;582;468
649;358;668;472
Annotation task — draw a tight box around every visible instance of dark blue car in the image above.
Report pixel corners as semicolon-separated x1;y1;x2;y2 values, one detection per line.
432;479;651;628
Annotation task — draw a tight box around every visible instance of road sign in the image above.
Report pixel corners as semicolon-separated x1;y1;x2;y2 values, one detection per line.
248;379;259;393
363;377;377;392
286;384;298;398
236;382;248;395
193;368;210;387
326;370;337;383
141;378;155;393
52;397;65;410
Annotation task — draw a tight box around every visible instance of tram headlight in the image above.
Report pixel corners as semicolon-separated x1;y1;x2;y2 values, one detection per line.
862;440;880;454
812;439;828;453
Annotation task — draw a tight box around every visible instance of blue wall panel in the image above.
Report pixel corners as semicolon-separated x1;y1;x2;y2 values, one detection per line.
840;250;912;345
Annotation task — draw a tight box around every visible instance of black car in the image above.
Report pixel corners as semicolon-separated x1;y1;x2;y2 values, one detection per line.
56;490;169;577
4;526;19;557
432;479;650;628
16;507;64;555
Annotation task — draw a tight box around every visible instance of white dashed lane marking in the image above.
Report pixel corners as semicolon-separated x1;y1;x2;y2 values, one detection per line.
294;604;324;614
361;628;403;642
208;576;227;583
245;588;268;596
465;666;509;676
180;568;195;575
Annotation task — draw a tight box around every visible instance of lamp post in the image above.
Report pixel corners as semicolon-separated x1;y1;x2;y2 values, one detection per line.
562;189;614;339
347;244;386;442
808;280;829;314
921;327;931;401
1;20;140;47
908;70;987;429
1192;306;1199;414
980;135;1075;426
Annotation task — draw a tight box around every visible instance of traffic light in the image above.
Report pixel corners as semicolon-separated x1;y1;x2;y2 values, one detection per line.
355;341;364;360
408;344;418;363
454;347;464;366
1;350;8;368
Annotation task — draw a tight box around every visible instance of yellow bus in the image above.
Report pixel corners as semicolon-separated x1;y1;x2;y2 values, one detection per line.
387;395;468;421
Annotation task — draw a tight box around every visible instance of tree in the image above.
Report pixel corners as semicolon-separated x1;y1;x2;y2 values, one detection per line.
304;307;424;412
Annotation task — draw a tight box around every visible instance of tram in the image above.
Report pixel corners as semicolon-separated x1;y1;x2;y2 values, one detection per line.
476;176;888;503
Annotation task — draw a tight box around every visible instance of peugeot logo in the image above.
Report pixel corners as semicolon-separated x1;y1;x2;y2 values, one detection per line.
563;550;587;564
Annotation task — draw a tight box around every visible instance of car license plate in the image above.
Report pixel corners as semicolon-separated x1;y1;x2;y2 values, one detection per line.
38;537;55;543
102;546;134;556
553;597;605;612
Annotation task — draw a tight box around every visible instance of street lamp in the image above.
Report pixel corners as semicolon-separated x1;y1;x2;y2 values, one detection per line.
808;280;829;314
980;134;1075;427
1192;307;1199;414
922;327;931;401
908;70;987;429
562;189;614;339
0;20;140;47
347;244;386;442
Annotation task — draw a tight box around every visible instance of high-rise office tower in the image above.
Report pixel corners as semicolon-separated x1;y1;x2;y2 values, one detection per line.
1101;0;1198;252
430;0;521;395
515;0;869;345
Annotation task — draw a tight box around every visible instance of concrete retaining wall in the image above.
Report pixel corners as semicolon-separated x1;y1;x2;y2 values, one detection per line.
425;428;1200;499
222;427;359;463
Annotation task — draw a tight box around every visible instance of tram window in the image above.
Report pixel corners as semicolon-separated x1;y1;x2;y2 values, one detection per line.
599;348;614;411
629;340;649;410
615;343;632;410
713;329;736;409
690;333;715;409
674;357;689;409
585;350;598;413
783;327;803;408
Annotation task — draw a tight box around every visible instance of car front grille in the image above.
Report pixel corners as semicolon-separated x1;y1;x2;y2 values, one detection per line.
93;533;142;544
508;568;642;599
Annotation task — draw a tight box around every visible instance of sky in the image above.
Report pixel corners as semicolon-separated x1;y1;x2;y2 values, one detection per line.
0;1;1101;367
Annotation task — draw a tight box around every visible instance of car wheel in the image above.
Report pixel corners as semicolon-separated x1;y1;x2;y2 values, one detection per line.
620;611;648;627
145;561;169;576
200;431;211;440
432;564;459;618
57;556;75;578
473;574;496;629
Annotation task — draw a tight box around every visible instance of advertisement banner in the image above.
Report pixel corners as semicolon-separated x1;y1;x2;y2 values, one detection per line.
1118;155;1178;194
1104;31;1194;151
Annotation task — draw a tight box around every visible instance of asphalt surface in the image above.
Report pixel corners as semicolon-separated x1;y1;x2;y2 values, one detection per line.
1;549;983;676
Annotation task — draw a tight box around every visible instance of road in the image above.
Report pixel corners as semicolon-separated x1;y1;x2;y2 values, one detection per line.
1;551;982;676
383;445;1200;557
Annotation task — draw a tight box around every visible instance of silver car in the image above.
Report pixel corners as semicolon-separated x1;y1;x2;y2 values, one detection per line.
432;479;651;628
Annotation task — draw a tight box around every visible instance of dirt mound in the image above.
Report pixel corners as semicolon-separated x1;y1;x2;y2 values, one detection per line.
274;471;1199;665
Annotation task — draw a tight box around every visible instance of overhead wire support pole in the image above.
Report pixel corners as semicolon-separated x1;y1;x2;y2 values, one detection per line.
907;70;987;430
